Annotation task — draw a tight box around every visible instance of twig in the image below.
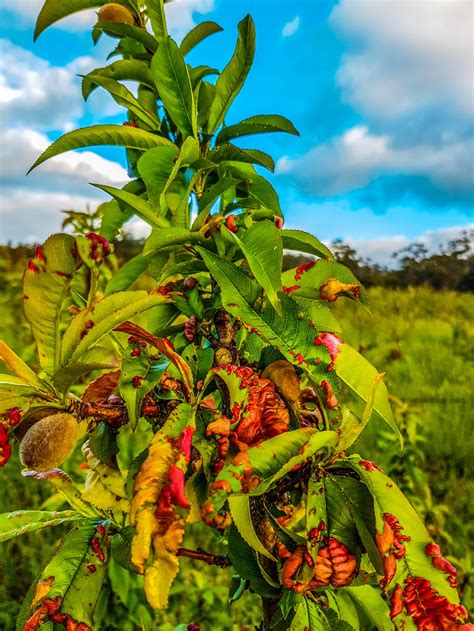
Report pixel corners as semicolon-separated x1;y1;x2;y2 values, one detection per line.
177;547;230;568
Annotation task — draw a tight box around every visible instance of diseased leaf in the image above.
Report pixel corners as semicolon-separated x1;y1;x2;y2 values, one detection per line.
180;21;223;56
130;403;195;608
206;15;256;133
62;291;168;365
22;521;109;629
151;36;197;137
197;249;334;391
204;429;337;518
339;458;464;627
216;114;299;144
0;510;83;543
29;125;174;172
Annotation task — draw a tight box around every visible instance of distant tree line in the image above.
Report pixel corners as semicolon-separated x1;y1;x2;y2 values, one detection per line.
2;230;473;292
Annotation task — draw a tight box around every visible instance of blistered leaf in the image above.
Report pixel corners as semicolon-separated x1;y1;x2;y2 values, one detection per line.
22;521;109;629
130;403;195;609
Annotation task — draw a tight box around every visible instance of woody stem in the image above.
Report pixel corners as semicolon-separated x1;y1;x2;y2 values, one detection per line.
177;547;230;568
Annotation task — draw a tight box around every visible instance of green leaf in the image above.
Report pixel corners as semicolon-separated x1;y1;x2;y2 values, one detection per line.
151;36;197;137
138;137;199;212
23;521;109;628
216;114;299;144
227;526;280;598
144;227;207;255
81;75;158;128
206;15;256;133
137;145;179;208
205;429;337;516
147;0;167;40
92;184;170;229
52;356;117;393
329;474;383;575
28;124;174;172
209;144;275;172
228;220;283;313
192;176;240;230
99;179;145;240
34;0;130;40
189;65;220;85
62;291;168;364
23;234;78;375
339;586;393;631
0;510;83;543
180;21;223;56
290;598;331;630
281;229;334;260
335;344;402;448
197;250;333;388
232;168;282;215
105;255;149;295
228;496;277;560
82;59;155;100
94;21;158;52
0;340;51;391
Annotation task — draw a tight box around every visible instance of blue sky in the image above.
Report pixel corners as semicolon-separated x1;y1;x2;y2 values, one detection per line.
1;0;472;265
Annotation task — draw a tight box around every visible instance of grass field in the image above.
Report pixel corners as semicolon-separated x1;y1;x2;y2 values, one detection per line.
1;283;473;628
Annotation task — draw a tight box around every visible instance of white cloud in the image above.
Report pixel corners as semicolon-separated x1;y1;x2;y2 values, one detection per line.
342;224;474;267
0;40;99;131
165;0;215;40
1;0;97;31
330;0;473;120
282;16;300;38
277;125;474;197
0;127;128;243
